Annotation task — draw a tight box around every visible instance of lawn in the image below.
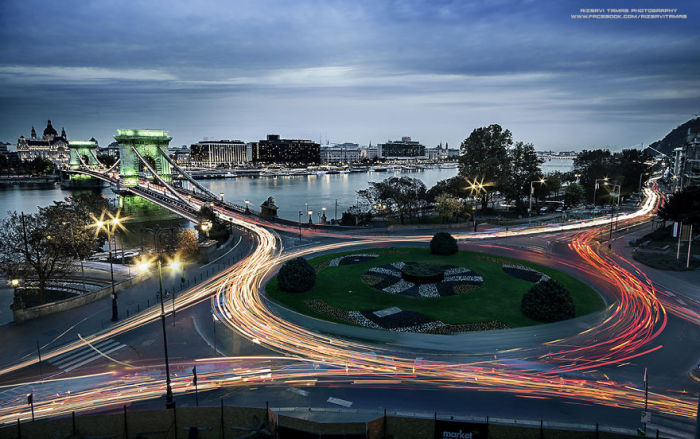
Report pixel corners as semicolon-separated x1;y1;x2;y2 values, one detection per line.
265;247;605;329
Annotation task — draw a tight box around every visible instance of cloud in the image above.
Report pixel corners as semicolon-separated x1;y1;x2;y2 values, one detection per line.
0;0;698;149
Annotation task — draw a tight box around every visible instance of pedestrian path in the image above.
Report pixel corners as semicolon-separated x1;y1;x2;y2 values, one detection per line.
48;339;126;372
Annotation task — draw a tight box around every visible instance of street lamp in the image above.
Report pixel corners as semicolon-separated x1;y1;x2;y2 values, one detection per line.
244;199;250;214
219;192;224;202
529;178;546;225
592;177;609;206
321;206;327;224
606;182;621;249
308;209;313;225
466;177;487;232
298;210;303;243
200;221;212;240
10;279;21;307
89;210;127;322
135;253;178;409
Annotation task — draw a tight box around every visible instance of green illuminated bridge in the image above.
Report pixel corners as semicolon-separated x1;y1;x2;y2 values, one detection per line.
65;129;255;224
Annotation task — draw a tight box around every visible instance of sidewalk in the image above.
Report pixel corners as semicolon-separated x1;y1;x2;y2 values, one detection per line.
0;229;255;371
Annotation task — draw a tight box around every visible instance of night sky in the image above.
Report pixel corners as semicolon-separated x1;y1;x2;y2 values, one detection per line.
1;0;698;150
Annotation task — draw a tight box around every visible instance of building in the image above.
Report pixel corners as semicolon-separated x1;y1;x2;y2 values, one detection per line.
427;142;457;160
189;140;248;167
169;145;191;166
320;143;361;163
361;143;380;160
378;137;425;159
251;134;320;164
674;128;700;191
100;141;121;157
16;120;70;163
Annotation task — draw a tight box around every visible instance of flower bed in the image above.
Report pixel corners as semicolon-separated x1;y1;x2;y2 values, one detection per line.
328;253;379;267
363;263;483;297
502;264;550;283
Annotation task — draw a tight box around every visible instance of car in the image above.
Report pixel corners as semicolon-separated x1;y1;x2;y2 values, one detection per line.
555;207;563;212
539;207;549;213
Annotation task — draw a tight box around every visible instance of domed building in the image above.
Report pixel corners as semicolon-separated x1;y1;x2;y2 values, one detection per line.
17;120;70;163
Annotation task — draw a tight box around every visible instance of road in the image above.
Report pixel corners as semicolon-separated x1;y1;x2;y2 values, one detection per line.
0;180;698;438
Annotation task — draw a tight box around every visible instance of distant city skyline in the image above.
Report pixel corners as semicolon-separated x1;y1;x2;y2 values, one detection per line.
1;0;698;151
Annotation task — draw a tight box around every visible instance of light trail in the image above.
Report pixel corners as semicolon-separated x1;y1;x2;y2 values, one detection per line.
0;178;697;424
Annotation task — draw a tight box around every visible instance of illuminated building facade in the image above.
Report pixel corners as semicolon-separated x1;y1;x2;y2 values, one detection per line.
379;137;426;159
251;134;320;164
190;140;248;167
16;120;70;163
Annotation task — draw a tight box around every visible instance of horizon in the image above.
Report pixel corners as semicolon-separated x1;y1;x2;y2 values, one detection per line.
1;1;699;151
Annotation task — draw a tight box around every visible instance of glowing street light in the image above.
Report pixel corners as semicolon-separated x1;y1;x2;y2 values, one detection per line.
244;199;250;213
89;209;128;322
307;209;313;225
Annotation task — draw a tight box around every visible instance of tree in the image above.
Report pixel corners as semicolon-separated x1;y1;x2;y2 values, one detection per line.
574;149;652;203
176;228;200;260
0;206;93;305
430;232;458;255
544;172;562;198
521;279;575;322
427;176;467;202
277;257;316;293
357;177;427;224
459;124;512;209
658;186;700;226
434;193;465;222
501;141;543;211
563;183;585;208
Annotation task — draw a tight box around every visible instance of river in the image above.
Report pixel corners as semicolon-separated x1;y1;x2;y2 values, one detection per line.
0;160;573;223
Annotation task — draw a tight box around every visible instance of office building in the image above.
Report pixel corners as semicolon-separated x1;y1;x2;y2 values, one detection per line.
379;137;425;159
190;140;248;167
251;134;320;164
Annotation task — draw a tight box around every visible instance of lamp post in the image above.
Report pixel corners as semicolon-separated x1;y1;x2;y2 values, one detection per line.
321;207;327;224
157;257;175;408
608;183;620;249
466;177;487;232
244;199;250;214
529;178;546;225
10;278;20;307
90;210;126;322
136;252;179;409
308;209;313;225
592;177;609;206
219;192;224;202
298;211;303;243
200;221;212;240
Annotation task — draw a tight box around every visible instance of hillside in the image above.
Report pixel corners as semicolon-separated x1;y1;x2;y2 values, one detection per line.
647;118;700;156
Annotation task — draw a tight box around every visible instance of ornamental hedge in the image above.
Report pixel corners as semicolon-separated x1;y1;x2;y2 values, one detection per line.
521;279;575;322
278;257;316;293
430;232;458;255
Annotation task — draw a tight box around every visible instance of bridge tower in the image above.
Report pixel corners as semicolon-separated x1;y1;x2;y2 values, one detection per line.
114;129;173;187
68;140;100;169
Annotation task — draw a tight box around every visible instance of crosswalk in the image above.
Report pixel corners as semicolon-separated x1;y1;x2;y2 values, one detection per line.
48;339;127;372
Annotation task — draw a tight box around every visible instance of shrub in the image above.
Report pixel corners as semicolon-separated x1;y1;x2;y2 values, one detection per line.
401;262;446;284
430;232;458;255
521;279;575;322
278;257;316;293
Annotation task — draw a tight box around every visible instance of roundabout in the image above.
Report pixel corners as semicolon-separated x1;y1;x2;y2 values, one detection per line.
265;247;605;334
